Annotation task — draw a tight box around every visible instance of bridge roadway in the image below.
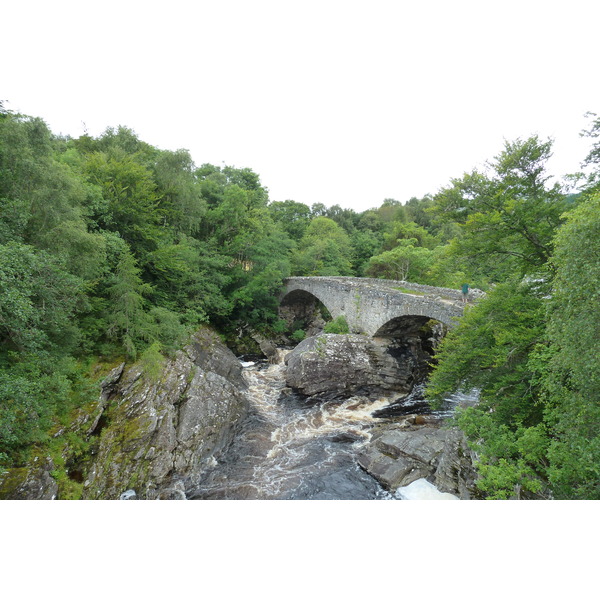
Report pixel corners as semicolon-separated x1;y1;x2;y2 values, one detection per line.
280;276;480;337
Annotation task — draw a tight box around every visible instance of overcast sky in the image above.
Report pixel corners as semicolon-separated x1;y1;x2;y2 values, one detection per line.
3;0;599;212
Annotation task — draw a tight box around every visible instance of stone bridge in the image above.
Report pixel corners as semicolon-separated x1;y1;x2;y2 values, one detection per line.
280;277;481;338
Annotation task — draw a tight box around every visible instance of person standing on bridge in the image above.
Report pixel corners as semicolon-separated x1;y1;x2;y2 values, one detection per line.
461;283;470;304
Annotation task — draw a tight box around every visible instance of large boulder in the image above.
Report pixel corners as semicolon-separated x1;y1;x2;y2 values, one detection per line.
81;328;248;499
285;334;418;400
357;424;479;498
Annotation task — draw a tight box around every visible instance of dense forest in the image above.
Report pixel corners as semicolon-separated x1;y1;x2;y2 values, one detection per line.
1;101;598;499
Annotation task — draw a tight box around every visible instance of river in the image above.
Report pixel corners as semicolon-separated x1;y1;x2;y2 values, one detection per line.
188;350;475;500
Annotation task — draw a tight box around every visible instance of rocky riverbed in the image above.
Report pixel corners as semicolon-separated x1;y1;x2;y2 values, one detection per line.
282;333;480;498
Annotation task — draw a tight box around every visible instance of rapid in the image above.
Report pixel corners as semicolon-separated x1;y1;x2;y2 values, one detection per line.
189;349;475;500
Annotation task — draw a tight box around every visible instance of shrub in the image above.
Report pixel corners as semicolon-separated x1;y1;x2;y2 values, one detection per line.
324;315;350;334
291;329;306;342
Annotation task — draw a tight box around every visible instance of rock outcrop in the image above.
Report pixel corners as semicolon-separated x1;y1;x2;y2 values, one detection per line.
0;327;249;500
285;333;423;399
80;328;248;499
0;452;58;500
357;423;479;499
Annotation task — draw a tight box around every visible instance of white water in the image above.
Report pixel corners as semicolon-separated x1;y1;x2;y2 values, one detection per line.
241;352;396;498
396;478;460;500
190;351;477;500
190;352;397;499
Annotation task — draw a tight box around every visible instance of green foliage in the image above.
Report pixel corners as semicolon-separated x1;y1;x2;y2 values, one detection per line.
139;341;165;383
323;315;350;334
350;229;383;275
457;408;549;499
572;112;600;195
0;242;83;354
431;136;567;281
376;198;407;223
269;199;311;240
81;147;161;254
153;149;205;235
426;149;600;499
106;249;153;359
425;279;551;497
291;217;354;276
381;220;437;251
427;281;546;423
541;193;600;498
365;240;435;283
291;329;306;342
0;358;76;467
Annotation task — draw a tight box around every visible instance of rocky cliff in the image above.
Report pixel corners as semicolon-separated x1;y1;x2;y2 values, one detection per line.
0;328;248;500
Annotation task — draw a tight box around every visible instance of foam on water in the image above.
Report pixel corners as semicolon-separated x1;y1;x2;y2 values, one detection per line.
395;478;459;500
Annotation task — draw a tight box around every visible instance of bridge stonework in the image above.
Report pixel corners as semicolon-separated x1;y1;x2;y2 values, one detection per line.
280;277;476;337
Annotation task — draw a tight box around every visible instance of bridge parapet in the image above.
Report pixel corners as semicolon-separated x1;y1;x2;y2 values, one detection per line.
310;276;485;303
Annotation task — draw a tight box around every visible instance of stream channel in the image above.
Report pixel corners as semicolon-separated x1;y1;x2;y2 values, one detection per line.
189;349;473;500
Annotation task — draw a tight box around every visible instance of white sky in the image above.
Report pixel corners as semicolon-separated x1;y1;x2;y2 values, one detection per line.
3;0;599;212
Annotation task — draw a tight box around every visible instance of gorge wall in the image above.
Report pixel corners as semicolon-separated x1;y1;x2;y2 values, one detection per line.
0;328;249;500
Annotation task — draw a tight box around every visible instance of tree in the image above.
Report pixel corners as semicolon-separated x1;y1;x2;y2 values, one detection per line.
381;220;437;251
422;136;576;498
0;114;91;249
268;199;311;240
292;217;354;276
0;242;83;355
310;202;328;217
572;111;600;195
377;198;407;223
153;149;205;235
425;280;550;498
350;228;383;275
324;204;358;234
0;100;11;118
404;195;435;231
365;239;435;282
228;225;294;327
81;148;161;257
431;136;567;281
105;249;154;358
542;192;600;498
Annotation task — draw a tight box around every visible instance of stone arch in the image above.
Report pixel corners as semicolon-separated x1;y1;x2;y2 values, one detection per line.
372;315;448;384
373;315;441;339
279;289;337;337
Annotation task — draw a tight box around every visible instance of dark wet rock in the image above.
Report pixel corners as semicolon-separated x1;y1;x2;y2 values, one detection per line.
328;432;364;444
250;331;279;363
372;400;432;419
85;362;126;436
